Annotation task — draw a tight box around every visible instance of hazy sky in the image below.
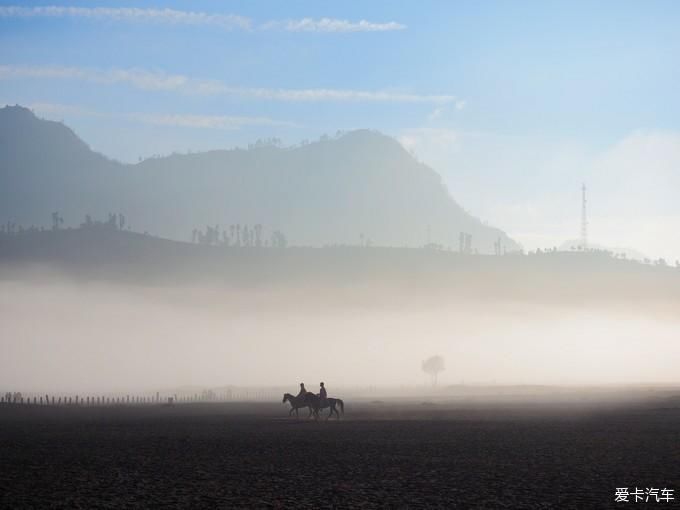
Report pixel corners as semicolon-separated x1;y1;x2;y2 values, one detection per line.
1;1;679;260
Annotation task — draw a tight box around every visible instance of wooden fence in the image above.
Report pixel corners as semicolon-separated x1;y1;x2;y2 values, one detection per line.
0;388;292;406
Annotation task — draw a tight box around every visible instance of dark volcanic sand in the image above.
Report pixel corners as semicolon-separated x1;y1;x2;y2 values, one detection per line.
2;399;680;508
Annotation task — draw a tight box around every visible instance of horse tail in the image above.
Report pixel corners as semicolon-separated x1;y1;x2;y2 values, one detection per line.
338;398;344;414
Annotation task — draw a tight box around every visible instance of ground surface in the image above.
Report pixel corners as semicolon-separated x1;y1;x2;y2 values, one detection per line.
2;397;680;508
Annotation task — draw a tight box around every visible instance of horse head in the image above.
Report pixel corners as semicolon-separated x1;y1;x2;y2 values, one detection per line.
282;393;292;404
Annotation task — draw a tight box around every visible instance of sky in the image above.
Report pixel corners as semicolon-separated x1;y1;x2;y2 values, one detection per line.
1;1;679;261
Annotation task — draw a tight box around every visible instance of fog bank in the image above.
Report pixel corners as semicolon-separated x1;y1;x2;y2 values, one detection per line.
2;278;679;392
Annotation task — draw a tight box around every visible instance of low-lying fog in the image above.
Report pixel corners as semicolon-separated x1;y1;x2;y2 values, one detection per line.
2;277;679;393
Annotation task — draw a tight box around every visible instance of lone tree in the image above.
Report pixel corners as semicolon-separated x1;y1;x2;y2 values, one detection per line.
422;355;445;386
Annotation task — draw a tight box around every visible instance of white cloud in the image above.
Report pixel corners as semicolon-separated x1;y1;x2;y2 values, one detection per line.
0;6;251;29
0;6;405;33
426;101;466;122
265;17;405;32
0;65;459;104
236;87;456;103
21;102;292;130
0;65;199;91
128;113;293;130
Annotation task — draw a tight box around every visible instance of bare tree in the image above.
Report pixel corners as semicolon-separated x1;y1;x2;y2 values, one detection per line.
271;230;287;248
422;355;445;386
51;212;64;231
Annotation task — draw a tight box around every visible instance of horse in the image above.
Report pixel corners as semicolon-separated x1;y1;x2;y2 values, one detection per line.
302;392;344;420
282;393;314;418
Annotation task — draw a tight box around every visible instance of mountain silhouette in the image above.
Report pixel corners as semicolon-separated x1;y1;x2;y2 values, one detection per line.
0;105;517;252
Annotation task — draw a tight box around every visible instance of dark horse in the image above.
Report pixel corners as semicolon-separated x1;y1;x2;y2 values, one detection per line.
302;392;345;420
282;393;314;418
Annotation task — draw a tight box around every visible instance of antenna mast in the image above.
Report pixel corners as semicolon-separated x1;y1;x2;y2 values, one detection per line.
580;183;588;250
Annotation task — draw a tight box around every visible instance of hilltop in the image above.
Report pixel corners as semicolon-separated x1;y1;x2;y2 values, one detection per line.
0;105;517;252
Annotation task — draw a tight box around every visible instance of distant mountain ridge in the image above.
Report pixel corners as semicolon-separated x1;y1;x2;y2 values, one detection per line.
0;105;518;252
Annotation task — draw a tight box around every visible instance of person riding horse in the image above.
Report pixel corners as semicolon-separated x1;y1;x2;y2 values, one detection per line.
283;382;344;420
319;382;327;406
297;383;307;399
306;382;344;419
283;383;311;417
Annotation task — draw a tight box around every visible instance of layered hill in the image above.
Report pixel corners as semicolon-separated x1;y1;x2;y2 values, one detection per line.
0;105;517;252
2;227;678;309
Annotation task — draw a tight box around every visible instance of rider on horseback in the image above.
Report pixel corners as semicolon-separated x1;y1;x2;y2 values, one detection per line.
284;382;342;419
319;382;327;406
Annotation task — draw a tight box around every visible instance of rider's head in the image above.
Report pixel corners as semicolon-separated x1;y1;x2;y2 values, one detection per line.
320;382;324;387
300;382;305;388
